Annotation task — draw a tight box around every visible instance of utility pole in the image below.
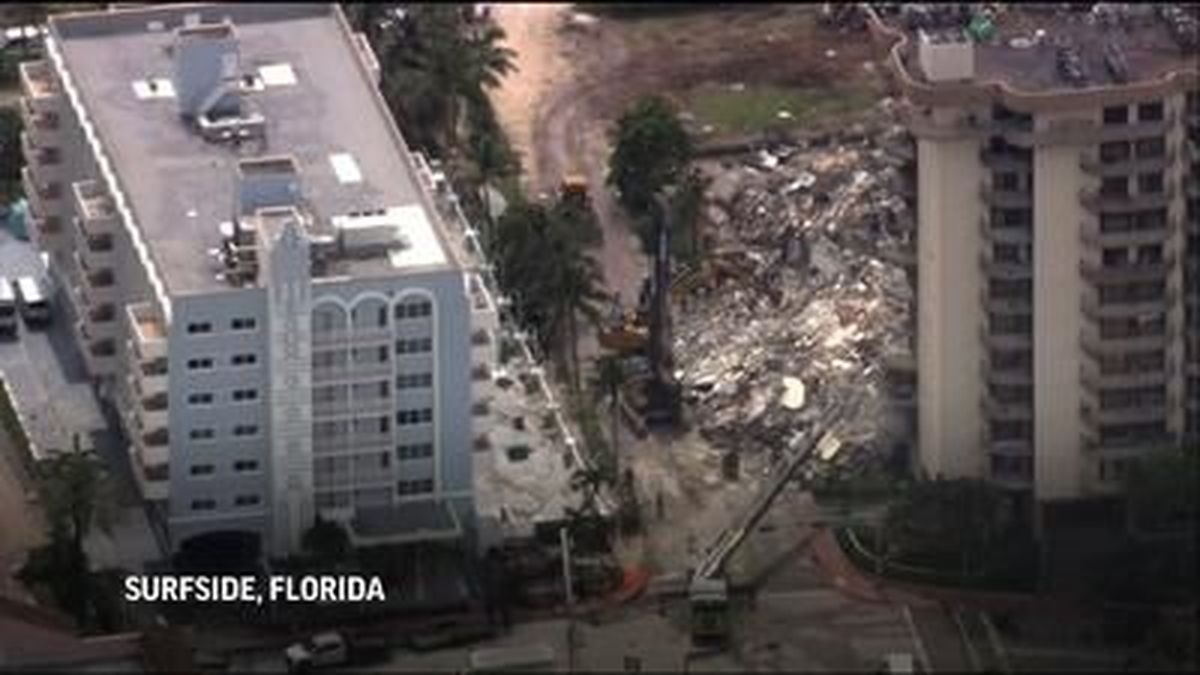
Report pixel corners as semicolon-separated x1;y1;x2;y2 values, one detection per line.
561;526;576;672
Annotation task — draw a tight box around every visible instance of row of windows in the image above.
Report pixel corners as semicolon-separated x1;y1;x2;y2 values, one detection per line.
396;408;433;426
1099;173;1164;197
1102;102;1163;125
187;387;259;405
396;372;433;389
1099;137;1166;163
191;494;261;511
186;317;257;334
188;459;261;476
314;301;434;331
189;424;260;440
397;479;434;496
397;442;434;460
396;337;434;354
187;353;258;370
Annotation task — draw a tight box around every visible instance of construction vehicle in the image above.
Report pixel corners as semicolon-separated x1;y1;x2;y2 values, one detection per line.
686;392;877;645
559;173;589;204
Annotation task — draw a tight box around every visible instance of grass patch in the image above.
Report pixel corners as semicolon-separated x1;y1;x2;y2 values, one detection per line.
683;82;877;137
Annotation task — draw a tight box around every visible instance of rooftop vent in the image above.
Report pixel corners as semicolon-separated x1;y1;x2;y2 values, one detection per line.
917;29;975;82
331;208;413;257
1103;43;1129;83
237;156;301;215
173;20;267;143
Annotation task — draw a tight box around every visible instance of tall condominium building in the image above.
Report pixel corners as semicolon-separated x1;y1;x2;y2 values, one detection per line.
868;7;1199;504
20;4;498;557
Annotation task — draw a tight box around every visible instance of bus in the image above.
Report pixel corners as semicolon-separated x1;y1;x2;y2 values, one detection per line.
13;276;51;327
0;277;17;337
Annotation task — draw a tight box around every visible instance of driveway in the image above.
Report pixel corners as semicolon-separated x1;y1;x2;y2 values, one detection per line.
0;231;163;572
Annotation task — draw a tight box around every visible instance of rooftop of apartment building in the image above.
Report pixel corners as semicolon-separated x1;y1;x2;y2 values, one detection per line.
877;3;1199;92
46;3;458;295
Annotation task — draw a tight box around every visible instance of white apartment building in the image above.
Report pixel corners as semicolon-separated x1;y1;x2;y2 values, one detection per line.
19;3;499;557
868;7;1199;504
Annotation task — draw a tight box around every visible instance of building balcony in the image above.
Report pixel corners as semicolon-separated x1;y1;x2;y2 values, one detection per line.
130;358;169;399
313;432;393;454
1081;288;1176;321
1082;400;1171;428
981;395;1034;421
1081;367;1170;398
978;250;1031;280
312;360;394;383
980;287;1032;314
80;265;116;305
19;60;61;110
19;96;60;147
139;428;170;457
1097;110;1177;142
979;182;1033;209
22;166;62;218
312;326;393;347
137;393;169;431
1080;183;1176;214
72;180;118;234
979;216;1031;244
985;437;1033;457
21;130;62;184
1079;256;1175;284
899;104;991;140
1080;217;1176;249
73;216;116;269
1081;146;1176;176
83;302;118;338
983;358;1033;386
28;214;64;245
82;337;118;377
127;302;168;362
131;450;169;502
978;147;1031;171
979;324;1033;349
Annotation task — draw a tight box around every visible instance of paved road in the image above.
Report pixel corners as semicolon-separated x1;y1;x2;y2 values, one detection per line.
0;232;163;572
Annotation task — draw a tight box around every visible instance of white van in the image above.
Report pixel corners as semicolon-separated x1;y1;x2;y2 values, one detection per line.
14;276;51;327
0;277;17;337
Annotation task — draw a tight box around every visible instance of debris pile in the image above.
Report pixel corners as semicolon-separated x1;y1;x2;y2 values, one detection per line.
674;108;916;466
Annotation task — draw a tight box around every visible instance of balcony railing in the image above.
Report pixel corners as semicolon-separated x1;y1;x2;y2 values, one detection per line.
979;324;1033;349
979;182;1033;209
981;395;1034;421
1081;288;1176;320
979;215;1031;244
1079;256;1175;284
312;360;394;382
19;60;60;103
1080;182;1176;213
978;250;1032;280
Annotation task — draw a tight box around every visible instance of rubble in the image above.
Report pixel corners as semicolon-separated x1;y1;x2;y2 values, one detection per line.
674;107;915;471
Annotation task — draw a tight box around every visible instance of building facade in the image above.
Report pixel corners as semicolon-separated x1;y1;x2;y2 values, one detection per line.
868;7;1199;503
20;3;497;557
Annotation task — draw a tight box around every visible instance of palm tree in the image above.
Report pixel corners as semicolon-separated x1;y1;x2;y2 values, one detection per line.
551;246;608;394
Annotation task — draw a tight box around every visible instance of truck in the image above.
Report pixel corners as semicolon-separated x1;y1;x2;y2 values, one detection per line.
283;631;388;672
0;277;17;338
12;276;50;327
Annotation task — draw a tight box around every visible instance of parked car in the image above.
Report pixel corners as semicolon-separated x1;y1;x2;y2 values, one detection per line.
0;276;17;337
12;276;50;327
284;631;388;673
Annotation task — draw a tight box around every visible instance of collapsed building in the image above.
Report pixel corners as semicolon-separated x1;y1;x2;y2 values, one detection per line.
672;111;919;478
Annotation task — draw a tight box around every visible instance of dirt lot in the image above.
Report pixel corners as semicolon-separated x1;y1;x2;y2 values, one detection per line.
489;5;893;577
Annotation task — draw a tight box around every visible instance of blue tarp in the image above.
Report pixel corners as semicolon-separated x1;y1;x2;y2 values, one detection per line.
5;198;29;240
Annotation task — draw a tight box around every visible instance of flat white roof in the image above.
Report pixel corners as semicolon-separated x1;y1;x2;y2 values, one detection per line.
387;204;446;268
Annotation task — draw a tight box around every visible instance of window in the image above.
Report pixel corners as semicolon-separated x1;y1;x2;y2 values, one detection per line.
396;337;433;354
190;464;215;476
1100;176;1128;197
187;392;214;406
187;357;214;371
990;420;1032;441
1137;101;1163;122
993;208;1030;229
995;172;1019;192
397;443;434;460
187;322;213;335
189;428;215;441
396;408;433;426
397;479;434;496
1134;137;1165;159
1102;105;1128;125
232;424;259;437
191;499;216;511
1100;212;1133;233
989;313;1032;335
1135;245;1163;265
1099;386;1165;410
232;388;259;402
230;317;257;331
231;353;258;366
395;300;433;320
992;243;1030;264
380;452;390;469
1099;141;1130;163
233;459;260;472
1137;172;1163;194
396;372;433;390
234;494;261;507
1134;209;1166;231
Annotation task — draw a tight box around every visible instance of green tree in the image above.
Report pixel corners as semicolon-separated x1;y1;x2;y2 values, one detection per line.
0;108;24;203
1123;445;1199;535
607;95;692;218
18;437;116;626
302;516;352;568
883;477;1010;579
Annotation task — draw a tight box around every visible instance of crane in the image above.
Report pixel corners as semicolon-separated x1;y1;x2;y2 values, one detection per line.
686;394;877;644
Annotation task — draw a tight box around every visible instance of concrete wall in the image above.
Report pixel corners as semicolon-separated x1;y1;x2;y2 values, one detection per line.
166;288;271;552
916;132;986;481
1031;140;1085;500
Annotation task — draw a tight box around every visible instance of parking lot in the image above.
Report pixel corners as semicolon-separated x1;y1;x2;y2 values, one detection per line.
0;231;163;572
